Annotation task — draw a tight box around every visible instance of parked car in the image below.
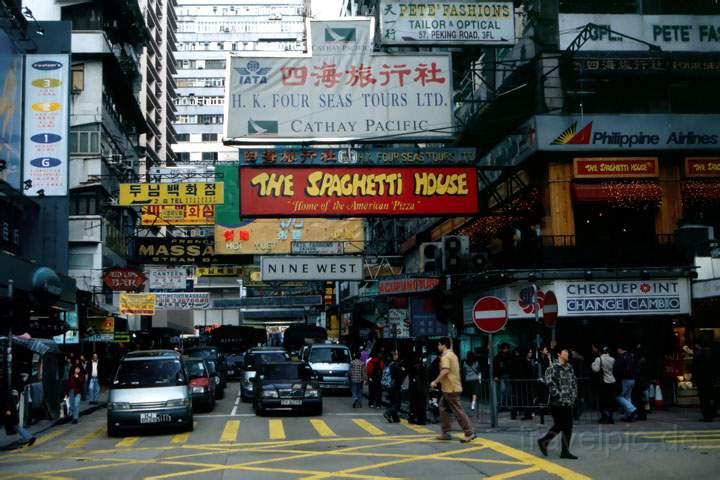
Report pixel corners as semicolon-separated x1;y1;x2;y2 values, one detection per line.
301;344;352;392
224;350;244;380
184;346;228;388
252;362;321;416
240;347;290;402
183;356;216;412
107;350;193;437
204;358;224;399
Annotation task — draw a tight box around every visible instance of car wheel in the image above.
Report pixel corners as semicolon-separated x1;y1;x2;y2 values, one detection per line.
107;423;120;438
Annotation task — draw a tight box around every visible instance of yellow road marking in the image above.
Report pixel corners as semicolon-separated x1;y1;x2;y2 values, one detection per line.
352;418;385;436
400;419;433;434
689;445;720;449
666;438;720;444
269;419;286;440
309;419;336;437
637;433;720;438
115;436;140;448
26;429;67;448
475;437;591;480
484;466;543;479
65;427;106;449
219;420;240;442
625;429;720;435
171;422;198;444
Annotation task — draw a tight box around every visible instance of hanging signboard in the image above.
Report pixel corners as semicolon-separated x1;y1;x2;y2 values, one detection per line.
134;237;214;265
103;267;147;291
154;292;210;311
196;266;242;277
119;293;156;315
291;241;344;255
148;267;187;290
685;157;720;177
411;297;448;337
239;166;479;217
379;277;440;294
213;295;323;309
261;256;364;281
119;182;224;206
141;205;215;226
379;1;515;46
379;309;411;338
238;147;476;165
23;54;70;196
224;18;453;143
573;157;659;179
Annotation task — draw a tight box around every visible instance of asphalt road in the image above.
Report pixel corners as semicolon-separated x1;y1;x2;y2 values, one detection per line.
1;382;718;479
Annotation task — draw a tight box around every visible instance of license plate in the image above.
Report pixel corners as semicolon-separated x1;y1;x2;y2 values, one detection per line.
228;370;234;375
140;413;172;424
280;399;303;406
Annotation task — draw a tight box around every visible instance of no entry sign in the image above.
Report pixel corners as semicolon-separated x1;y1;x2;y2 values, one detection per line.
472;296;508;334
543;290;558;327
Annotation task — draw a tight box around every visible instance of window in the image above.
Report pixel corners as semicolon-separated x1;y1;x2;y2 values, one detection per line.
69;253;94;269
201;133;218;142
72;63;84;92
202;152;218;161
176;152;190;162
69;130;100;154
205;59;226;70
176;133;190;142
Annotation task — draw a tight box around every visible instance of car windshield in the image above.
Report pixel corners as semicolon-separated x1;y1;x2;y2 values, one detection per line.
262;364;307;381
185;360;207;379
113;359;186;388
246;352;288;369
206;360;217;374
310;348;350;363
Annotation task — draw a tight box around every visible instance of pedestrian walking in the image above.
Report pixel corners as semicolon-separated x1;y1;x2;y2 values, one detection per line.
66;366;85;424
463;352;481;411
591;346;616;424
367;351;385;409
509;348;534;420
383;351;404;423
537;348;579;459
87;353;101;404
430;337;476;443
79;355;89;400
349;351;367;408
693;338;717;422
3;391;35;446
360;346;369;365
494;343;512;411
614;345;638;422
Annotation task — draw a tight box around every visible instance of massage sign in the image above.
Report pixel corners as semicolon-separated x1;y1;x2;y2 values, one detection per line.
238;166;479;216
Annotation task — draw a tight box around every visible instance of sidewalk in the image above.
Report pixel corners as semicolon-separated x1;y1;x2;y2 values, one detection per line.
1;392;107;451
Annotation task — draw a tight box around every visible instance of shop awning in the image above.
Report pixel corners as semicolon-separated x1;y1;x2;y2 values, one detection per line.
0;336;61;355
573;182;662;204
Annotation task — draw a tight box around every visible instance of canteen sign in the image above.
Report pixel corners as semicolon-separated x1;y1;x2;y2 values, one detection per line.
555;279;691;317
224;19;452;143
379;1;515;45
23;54;70;196
238;166;479;216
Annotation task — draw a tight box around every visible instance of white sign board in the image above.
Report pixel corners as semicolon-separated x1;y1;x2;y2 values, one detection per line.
291;241;344;255
261;256;363;281
379;1;515;45
225;19;453;143
23;54;70;196
154;292;210;311
559;14;720;52
555;279;691;317
382;309;411;338
148;268;188;290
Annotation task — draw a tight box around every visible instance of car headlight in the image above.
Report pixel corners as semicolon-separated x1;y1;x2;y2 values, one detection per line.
110;402;130;410
166;398;190;407
215;377;220;384
305;388;319;398
261;389;278;398
192;386;206;393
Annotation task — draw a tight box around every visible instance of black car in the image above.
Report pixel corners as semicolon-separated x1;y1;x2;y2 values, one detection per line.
240;348;290;402
252;362;322;416
184;346;228;388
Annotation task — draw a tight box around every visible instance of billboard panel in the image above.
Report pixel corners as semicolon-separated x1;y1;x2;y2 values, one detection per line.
119;182;223;206
238;166;479;216
134;237;214;265
0;31;23;190
237;147;476;165
261;256;364;281
141;205;215;226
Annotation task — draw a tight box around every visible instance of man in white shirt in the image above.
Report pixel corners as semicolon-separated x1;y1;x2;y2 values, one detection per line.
591;346;616;424
88;353;101;404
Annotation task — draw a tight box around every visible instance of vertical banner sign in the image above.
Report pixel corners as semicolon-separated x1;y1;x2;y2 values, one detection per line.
23;54;70;196
0;30;23;190
379;1;515;46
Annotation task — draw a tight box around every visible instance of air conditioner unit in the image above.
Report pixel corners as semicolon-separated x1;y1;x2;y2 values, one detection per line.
110;154;123;163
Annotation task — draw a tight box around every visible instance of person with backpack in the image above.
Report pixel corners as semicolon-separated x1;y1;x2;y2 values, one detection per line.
463;352;481;411
366;350;385;409
615;345;638;422
383;351;404;423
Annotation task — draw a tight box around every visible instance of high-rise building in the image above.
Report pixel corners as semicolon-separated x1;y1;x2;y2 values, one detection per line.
172;0;307;165
139;0;179;168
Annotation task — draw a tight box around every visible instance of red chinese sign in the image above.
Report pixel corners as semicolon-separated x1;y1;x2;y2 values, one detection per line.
379;277;440;295
280;62;447;88
103;268;146;291
685;157;720;177
238;166;479;217
573;157;659;179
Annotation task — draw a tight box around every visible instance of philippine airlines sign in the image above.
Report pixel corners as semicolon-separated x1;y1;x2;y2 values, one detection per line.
224;18;453;143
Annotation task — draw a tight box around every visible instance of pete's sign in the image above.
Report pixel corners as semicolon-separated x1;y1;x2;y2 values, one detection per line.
239;166;479;216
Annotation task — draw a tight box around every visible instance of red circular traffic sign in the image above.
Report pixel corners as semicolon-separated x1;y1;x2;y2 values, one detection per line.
472;296;508;334
543;290;558;327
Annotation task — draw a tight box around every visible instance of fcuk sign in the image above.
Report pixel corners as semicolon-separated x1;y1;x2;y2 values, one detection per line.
261;256;363;281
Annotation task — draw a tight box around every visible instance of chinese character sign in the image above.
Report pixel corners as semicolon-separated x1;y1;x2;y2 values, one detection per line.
225;21;453;142
141;205;215;226
119;182;224;206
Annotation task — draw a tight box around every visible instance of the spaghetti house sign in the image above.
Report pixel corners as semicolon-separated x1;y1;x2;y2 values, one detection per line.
238;166;479;216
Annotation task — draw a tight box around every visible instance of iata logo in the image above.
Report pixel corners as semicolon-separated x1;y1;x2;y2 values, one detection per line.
551;121;593;145
325;27;356;42
248;120;278;135
234;60;271;85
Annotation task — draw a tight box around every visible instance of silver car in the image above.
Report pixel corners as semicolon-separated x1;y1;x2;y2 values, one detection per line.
301;344;352;391
107;350;193;437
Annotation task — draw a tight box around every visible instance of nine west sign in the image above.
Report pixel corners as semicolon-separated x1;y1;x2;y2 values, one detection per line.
261;256;363;281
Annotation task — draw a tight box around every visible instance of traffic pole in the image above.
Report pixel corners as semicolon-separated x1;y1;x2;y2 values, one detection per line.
488;333;497;428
